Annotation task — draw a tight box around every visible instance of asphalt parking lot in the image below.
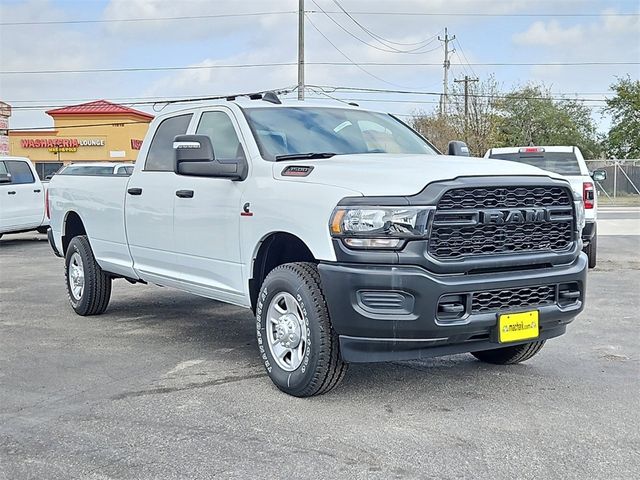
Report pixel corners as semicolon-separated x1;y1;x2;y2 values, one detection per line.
1;207;639;480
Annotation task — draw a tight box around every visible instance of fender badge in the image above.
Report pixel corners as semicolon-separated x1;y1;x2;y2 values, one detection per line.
282;165;314;177
241;202;253;217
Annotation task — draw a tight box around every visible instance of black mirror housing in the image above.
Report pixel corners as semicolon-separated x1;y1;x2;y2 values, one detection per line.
447;140;470;157
592;169;607;182
174;134;247;180
0;173;11;184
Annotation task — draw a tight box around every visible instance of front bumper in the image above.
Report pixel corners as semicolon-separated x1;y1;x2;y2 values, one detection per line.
318;254;588;363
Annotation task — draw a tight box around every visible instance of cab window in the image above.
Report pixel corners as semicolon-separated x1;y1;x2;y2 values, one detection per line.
196;111;245;161
145;114;193;171
5;160;35;184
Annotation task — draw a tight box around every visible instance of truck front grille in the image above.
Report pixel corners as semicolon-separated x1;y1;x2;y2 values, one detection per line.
471;285;556;314
428;185;575;260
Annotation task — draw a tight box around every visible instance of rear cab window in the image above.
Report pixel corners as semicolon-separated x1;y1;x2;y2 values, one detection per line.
488;151;583;176
144;114;193;171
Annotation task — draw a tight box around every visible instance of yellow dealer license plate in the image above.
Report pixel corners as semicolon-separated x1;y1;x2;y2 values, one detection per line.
498;311;539;343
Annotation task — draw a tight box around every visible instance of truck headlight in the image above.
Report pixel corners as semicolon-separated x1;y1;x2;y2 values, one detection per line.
574;200;585;231
329;206;434;249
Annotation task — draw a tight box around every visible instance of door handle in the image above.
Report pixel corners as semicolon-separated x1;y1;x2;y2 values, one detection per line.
34;189;41;193
7;191;16;195
127;188;143;196
175;189;194;198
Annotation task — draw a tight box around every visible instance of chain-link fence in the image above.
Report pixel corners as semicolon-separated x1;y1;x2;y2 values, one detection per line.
585;160;640;203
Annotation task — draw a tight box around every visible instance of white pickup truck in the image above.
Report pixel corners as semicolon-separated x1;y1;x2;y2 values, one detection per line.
0;156;49;239
48;94;588;396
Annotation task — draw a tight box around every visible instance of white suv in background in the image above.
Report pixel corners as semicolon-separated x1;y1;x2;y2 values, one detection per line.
0;156;49;239
485;146;606;268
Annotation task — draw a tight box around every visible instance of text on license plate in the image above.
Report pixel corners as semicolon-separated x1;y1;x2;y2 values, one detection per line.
498;311;539;343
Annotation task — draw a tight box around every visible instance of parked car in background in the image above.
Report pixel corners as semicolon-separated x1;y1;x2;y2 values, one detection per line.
485;146;606;268
0;156;49;239
49;162;134;178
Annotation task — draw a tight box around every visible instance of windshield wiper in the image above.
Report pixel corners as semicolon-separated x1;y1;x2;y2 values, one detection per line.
275;152;336;161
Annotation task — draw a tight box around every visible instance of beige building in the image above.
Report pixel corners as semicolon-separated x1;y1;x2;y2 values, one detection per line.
9;100;153;179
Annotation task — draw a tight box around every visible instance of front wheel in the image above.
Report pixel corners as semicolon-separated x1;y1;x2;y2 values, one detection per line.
65;235;112;316
256;262;347;397
471;341;546;365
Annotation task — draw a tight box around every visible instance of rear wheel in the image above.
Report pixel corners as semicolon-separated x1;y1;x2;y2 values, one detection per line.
585;234;597;268
471;341;545;365
65;235;112;316
256;262;347;397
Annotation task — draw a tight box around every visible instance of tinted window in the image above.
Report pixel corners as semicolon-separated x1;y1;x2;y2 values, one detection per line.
5;160;35;184
145;114;192;171
59;165;118;176
35;162;63;180
489;152;582;176
196;111;245;160
243;107;436;160
0;162;7;175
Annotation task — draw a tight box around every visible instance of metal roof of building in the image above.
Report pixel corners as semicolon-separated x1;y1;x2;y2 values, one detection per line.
46;100;154;120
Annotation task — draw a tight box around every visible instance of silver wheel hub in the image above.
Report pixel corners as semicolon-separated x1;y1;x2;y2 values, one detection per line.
68;252;85;300
266;292;307;372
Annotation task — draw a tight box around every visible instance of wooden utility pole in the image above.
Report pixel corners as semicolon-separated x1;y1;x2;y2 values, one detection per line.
297;0;305;100
438;28;455;115
454;75;479;129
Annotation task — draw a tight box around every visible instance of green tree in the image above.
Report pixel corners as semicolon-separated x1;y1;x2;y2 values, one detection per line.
494;85;601;158
603;76;640;159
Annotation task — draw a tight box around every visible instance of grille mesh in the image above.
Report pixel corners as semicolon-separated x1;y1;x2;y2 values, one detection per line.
429;185;574;259
437;186;571;210
471;285;556;313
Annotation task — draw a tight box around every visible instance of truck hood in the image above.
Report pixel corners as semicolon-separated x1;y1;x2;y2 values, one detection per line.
273;154;567;197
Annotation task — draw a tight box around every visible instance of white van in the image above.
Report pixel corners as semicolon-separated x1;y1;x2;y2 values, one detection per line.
485;146;606;268
0;156;49;239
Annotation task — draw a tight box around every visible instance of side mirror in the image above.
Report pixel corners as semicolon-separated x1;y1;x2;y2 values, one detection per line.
447;140;470;157
592;169;607;182
174;134;246;180
0;173;12;184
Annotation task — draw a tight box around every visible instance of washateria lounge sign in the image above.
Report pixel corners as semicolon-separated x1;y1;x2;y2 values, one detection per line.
20;138;105;152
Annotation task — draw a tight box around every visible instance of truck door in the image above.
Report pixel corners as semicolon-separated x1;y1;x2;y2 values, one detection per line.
0;159;44;231
125;113;192;281
172;109;246;303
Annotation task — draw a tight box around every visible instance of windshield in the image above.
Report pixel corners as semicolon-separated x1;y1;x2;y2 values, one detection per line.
243;107;437;160
489;152;582;176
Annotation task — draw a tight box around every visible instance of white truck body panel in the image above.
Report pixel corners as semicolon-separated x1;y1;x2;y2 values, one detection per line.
0;156;48;235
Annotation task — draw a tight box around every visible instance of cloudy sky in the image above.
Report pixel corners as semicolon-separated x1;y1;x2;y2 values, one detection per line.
1;0;638;131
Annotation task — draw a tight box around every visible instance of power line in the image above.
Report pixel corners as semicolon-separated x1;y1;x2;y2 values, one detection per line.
310;0;441;54
0;11;297;26
329;0;441;48
308;85;611;103
2;61;635;75
2;9;637;25
304;14;407;88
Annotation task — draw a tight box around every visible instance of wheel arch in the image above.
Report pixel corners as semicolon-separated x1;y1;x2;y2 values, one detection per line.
61;210;87;254
249;231;316;313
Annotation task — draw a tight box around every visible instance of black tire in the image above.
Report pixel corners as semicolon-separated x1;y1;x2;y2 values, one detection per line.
471;341;545;365
586;234;597;269
64;235;112;316
255;262;347;397
36;226;49;234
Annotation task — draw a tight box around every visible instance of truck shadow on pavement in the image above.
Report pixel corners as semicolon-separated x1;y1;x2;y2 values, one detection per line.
102;288;541;400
